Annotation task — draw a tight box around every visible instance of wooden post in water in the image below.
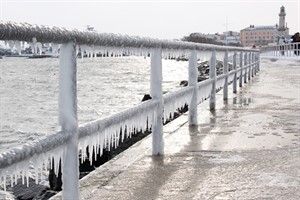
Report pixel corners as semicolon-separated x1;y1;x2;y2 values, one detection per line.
59;42;79;199
150;48;164;156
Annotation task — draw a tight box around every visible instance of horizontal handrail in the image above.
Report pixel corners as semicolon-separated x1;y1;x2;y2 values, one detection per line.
260;42;300;57
0;99;159;170
0;21;258;52
163;86;194;121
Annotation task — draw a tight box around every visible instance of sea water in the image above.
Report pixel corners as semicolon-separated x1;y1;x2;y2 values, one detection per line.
0;56;188;153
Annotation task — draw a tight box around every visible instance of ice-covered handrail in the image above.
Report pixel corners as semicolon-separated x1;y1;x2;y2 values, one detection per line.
78;99;159;139
163;86;194;122
0;21;258;52
260;42;300;57
0;99;159;170
0;130;71;169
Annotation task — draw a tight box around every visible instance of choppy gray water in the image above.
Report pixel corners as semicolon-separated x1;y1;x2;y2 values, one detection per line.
0;56;188;153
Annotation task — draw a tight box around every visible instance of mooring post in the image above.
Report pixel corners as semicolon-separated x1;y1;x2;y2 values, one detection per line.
150;48;164;156
239;52;243;87
188;50;198;126
59;42;79;199
209;50;216;110
223;50;228;100
233;51;237;93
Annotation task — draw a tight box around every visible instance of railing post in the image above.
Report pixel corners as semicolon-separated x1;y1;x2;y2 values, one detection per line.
254;53;257;76
248;53;251;81
150;48;164;156
239;52;243;87
252;53;255;77
209;50;216;110
223;50;228;100
188;50;198;126
59;42;79;199
258;53;260;73
244;52;247;83
233;51;237;93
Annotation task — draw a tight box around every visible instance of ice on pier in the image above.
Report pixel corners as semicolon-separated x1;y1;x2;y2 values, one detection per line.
216;75;226;91
78;99;158;163
37;43;42;55
32;37;37;54
7;40;14;50
14;41;21;55
197;79;213;104
51;43;59;55
163;87;193;122
228;71;236;83
0;144;66;191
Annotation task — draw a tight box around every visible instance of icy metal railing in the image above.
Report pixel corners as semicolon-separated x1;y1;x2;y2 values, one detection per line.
0;21;260;199
260;42;300;57
0;21;259;52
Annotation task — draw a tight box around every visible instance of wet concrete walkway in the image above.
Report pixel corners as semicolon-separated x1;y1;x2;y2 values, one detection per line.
51;57;300;200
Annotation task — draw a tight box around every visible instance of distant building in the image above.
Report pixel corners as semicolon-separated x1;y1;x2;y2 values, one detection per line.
219;31;240;45
240;6;289;47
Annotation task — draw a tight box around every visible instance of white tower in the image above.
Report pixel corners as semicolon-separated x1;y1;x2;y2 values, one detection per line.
278;6;286;30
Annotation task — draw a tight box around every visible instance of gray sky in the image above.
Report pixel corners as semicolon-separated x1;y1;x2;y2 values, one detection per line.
1;0;299;39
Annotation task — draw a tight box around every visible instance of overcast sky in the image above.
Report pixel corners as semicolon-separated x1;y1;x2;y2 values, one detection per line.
1;0;299;40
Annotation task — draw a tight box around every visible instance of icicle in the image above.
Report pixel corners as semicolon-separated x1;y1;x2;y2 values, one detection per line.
76;45;79;57
32;37;37;54
15;41;22;55
10;174;13;187
8;40;14;51
22;169;25;185
15;173;18;185
4;176;7;191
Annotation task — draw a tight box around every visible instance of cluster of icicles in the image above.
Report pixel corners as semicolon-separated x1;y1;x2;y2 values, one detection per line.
2;39;218;60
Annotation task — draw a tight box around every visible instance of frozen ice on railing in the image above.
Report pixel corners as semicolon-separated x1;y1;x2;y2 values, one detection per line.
51;43;59;54
37;42;42;55
197;79;212;104
0;144;66;191
32;37;37;54
216;75;226;90
77;99;158;165
8;40;14;50
163;87;193;122
0;22;259;53
14;41;21;55
228;71;235;83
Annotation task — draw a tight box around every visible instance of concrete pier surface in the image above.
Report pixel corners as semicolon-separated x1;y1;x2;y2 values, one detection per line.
51;57;300;200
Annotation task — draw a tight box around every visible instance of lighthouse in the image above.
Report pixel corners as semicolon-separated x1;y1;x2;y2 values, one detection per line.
278;6;289;35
